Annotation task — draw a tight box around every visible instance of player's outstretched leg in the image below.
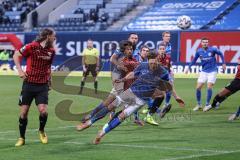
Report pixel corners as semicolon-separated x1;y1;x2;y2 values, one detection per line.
133;111;144;126
76;105;110;131
94;114;124;144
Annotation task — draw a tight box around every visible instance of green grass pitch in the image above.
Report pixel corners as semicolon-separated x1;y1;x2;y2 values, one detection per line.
0;75;239;160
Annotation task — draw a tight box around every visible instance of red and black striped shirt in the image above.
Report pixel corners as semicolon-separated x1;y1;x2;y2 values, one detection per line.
157;53;171;71
19;41;55;84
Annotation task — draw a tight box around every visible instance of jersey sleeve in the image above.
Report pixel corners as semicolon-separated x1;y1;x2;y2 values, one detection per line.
160;67;170;81
189;51;200;67
19;44;32;57
133;63;143;77
82;49;87;56
95;48;100;57
213;47;225;64
113;49;121;58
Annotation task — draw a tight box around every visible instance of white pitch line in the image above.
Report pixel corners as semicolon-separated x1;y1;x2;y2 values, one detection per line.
0;125;75;135
64;141;229;153
161;150;240;160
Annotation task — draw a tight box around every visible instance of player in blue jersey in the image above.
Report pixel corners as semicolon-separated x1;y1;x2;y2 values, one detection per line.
109;45;151;126
134;45;149;63
142;32;184;117
185;37;226;112
129;33;140;60
77;54;171;133
93;54;172;144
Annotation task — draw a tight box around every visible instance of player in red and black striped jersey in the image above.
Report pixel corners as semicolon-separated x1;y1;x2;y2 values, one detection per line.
13;28;56;147
206;57;240;116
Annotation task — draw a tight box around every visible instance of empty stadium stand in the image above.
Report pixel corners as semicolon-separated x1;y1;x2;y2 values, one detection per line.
0;0;45;32
122;0;240;31
33;0;141;32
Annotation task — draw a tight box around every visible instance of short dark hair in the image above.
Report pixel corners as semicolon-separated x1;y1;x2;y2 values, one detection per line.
148;50;157;60
140;45;150;51
119;40;133;52
201;37;209;41
157;42;166;49
128;32;138;37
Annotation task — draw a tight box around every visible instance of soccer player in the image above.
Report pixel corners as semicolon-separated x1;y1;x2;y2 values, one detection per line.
109;45;150;126
126;32;145;125
134;45;149;63
13;28;56;147
77;40;135;128
205;57;240;120
93;54;171;144
154;32;185;112
80;39;100;94
128;32;140;60
185;37;226;112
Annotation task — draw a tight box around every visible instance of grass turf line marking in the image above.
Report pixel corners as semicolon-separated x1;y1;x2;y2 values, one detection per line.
0;125;76;135
161;150;240;160
64;141;229;153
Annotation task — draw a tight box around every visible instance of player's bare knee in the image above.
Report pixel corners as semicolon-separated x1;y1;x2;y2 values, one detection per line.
20;105;29;118
38;105;47;114
207;83;214;88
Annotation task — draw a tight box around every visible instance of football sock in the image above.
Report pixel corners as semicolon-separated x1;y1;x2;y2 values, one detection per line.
134;111;139;120
165;91;172;105
90;106;109;124
81;81;85;87
94;81;98;90
236;106;240;117
104;117;122;134
80;81;85;93
109;110;122;122
211;94;227;107
196;89;201;105
149;97;164;115
206;88;212;106
147;98;154;109
39;113;48;132
19;117;28;139
90;103;105;117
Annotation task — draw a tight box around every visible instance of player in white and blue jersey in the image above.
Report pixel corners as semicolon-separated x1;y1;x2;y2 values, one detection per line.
76;40;133;126
185;37;226;111
77;54;171;134
93;54;172;144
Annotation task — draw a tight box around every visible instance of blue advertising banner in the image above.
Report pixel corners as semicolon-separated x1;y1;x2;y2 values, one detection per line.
24;31;179;71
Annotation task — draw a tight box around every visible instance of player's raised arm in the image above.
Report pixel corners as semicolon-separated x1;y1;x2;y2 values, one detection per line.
13;50;28;79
